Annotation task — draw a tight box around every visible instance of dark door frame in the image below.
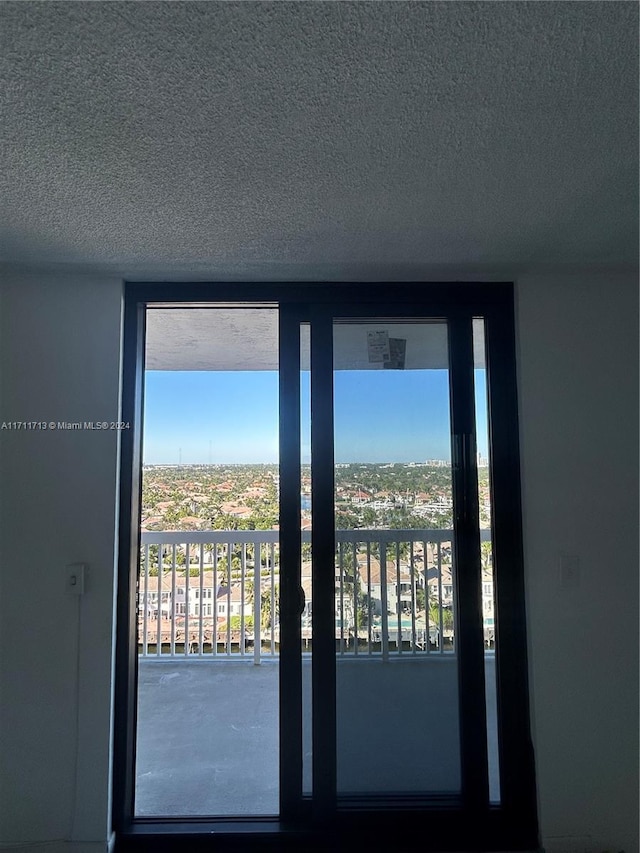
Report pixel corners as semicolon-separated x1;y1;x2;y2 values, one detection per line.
113;281;538;853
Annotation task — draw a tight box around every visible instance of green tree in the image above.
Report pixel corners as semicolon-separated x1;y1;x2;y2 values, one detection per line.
229;615;254;631
260;584;279;630
141;544;160;576
247;578;279;630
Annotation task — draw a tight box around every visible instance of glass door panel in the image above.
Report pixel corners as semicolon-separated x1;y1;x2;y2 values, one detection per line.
332;320;461;797
135;306;280;817
300;323;313;795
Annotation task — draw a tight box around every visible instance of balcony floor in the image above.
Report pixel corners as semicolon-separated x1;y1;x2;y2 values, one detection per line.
136;656;499;817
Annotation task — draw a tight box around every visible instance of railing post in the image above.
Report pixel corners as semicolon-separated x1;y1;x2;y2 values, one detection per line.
352;543;358;656
184;543;190;657
410;540;417;654
156;546;162;656
338;542;344;655
240;541;245;657
366;542;373;655
380;541;389;662
212;545;217;658
254;552;261;665
226;538;232;656
395;541;402;654
169;544;176;656
142;544;149;657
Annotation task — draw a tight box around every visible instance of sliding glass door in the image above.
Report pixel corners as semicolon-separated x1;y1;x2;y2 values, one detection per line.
135;306;282;817
115;283;537;852
291;306;492;818
331;319;462;799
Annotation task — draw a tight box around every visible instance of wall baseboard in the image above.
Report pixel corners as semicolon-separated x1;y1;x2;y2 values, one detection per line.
542;837;627;853
0;842;112;853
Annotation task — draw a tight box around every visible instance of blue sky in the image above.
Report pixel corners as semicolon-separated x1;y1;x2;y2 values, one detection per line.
142;370;489;465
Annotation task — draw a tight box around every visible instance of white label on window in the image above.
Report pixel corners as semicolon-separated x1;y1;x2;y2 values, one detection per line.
367;330;390;363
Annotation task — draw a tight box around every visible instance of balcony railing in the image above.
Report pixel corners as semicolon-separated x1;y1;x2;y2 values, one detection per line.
138;528;493;661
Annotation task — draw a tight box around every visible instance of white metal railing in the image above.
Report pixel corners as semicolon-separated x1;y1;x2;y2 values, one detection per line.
138;528;492;661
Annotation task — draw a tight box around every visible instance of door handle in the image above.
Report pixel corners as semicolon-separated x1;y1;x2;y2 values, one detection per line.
298;585;306;616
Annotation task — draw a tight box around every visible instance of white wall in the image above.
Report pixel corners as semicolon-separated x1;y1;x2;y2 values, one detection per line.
517;271;639;853
0;269;123;853
0;267;637;853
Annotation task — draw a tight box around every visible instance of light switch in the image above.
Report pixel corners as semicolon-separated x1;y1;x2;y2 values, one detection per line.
66;563;87;595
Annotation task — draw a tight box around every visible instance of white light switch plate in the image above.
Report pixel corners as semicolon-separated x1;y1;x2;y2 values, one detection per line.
66;563;87;595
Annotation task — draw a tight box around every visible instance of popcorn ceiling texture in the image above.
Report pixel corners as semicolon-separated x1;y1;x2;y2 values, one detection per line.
0;1;637;280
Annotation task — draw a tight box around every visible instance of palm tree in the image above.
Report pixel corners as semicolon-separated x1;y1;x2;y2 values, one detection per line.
246;578;279;631
260;585;279;631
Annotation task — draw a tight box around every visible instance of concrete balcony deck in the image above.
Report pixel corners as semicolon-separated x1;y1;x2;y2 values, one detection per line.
135;655;499;817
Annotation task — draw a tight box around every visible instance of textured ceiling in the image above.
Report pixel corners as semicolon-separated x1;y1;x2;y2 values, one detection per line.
1;1;638;281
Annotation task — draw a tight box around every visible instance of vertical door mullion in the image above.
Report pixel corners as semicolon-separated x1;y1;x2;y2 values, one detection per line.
310;309;337;820
114;297;146;830
278;305;303;821
449;312;490;815
484;302;538;841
